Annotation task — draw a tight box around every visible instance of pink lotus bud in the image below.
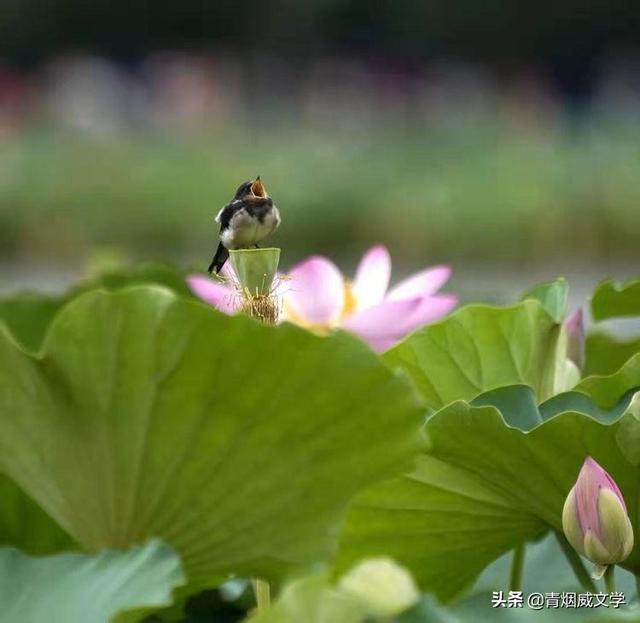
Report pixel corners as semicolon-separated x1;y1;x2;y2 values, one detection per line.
565;308;585;370
562;457;633;572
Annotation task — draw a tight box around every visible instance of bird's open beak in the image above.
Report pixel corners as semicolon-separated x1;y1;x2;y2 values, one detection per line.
251;176;268;198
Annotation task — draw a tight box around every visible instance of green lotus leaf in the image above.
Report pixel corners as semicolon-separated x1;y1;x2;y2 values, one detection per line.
336;370;640;601
586;332;640;377
383;300;562;410
521;278;569;323
592;279;640;322
0;540;184;623
540;389;634;425
0;263;192;352
0;265;197;556
471;385;542;430
88;263;193;297
0;474;74;555
472;384;634;432
0;293;63;353
576;352;640;408
334;422;547;602
0;286;424;589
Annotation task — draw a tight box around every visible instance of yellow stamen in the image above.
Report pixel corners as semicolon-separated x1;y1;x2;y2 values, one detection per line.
281;278;360;335
342;280;358;319
240;293;280;325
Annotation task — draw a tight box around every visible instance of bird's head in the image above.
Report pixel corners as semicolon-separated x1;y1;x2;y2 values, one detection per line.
234;176;270;201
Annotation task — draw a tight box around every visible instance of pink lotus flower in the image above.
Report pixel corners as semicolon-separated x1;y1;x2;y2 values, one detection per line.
187;245;457;351
562;457;633;572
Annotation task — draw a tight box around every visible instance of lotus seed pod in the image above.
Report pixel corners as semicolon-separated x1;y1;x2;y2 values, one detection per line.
229;247;280;297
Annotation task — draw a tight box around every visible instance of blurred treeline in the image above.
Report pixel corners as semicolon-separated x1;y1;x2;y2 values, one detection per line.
0;0;639;276
2;1;638;76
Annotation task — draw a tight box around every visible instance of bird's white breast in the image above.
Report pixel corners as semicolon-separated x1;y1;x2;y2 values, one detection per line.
221;207;280;249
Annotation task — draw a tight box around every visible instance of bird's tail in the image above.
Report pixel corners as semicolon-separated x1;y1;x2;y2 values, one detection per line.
208;242;229;274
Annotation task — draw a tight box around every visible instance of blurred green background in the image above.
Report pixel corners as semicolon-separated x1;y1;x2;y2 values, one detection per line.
1;0;639;301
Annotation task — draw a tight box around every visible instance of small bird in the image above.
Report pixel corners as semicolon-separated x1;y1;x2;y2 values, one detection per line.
208;176;281;274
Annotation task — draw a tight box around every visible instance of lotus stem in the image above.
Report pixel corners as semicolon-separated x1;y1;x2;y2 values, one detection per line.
253;578;271;614
604;565;615;594
555;531;597;592
509;543;525;592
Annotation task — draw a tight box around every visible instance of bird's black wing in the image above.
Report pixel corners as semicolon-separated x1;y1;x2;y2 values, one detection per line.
209;200;242;273
217;200;242;231
208;242;229;274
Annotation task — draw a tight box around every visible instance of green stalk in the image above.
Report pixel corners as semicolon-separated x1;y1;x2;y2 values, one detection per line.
234;248;279;615
635;574;640;601
555;532;597;592
253;578;271;614
509;543;526;592
604;565;615;594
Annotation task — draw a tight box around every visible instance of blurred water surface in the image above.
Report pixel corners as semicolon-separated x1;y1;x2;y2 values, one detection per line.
1;53;639;300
